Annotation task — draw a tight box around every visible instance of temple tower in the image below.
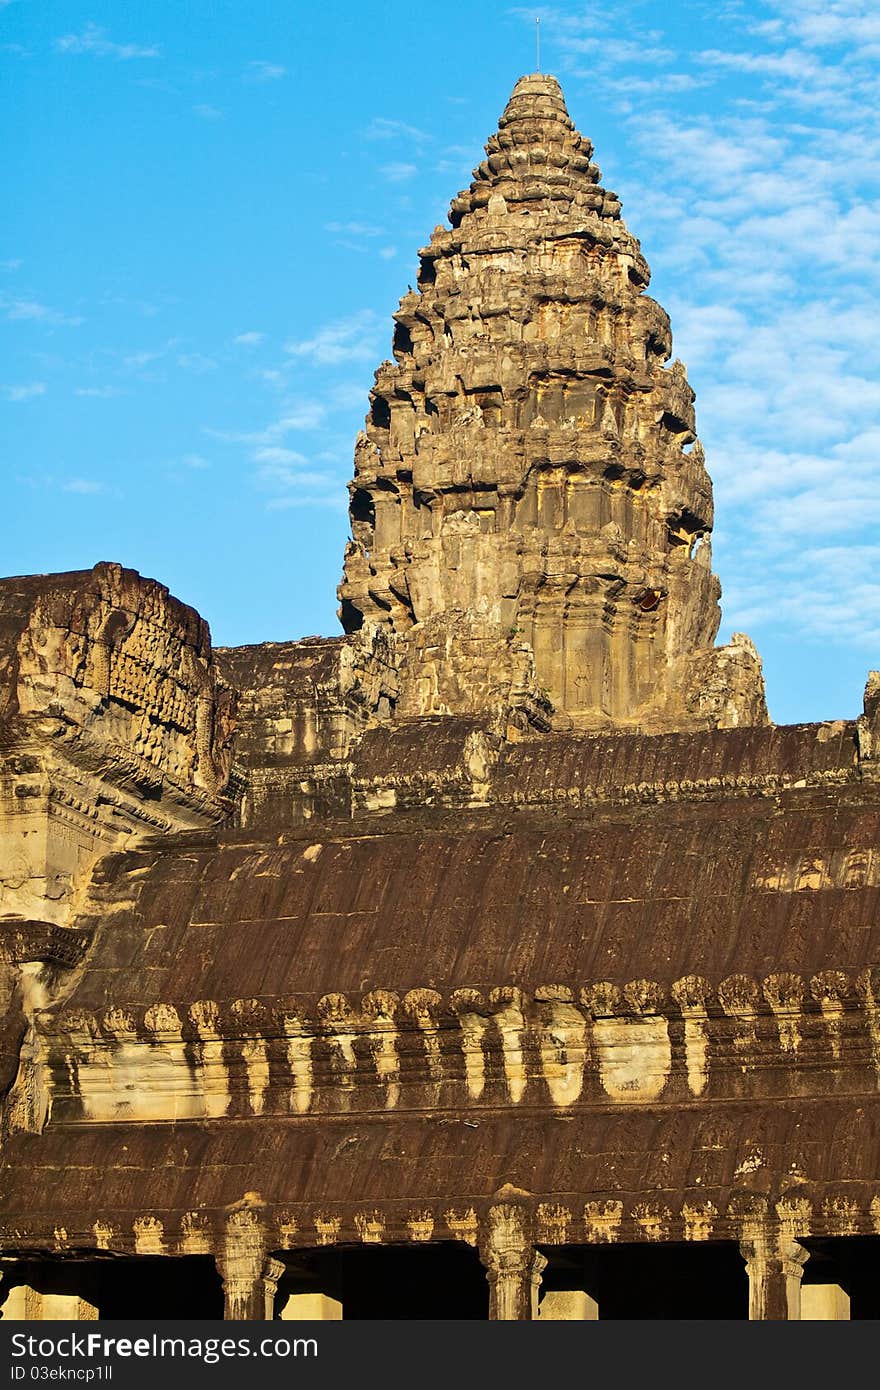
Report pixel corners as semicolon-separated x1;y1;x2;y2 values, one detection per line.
338;74;766;732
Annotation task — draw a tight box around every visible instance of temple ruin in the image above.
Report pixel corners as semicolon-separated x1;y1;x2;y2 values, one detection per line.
0;74;878;1321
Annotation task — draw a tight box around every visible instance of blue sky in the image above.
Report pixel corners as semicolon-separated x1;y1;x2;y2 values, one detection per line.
3;0;879;724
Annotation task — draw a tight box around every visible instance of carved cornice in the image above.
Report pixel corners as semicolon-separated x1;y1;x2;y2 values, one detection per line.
46;968;880;1036
0;918;91;967
3;1187;880;1259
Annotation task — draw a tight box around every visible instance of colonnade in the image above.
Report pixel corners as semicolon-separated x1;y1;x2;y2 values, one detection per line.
0;1229;861;1321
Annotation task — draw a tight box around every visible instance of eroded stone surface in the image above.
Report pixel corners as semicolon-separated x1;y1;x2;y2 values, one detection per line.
338;74;767;733
0;562;233;926
0;73;876;1322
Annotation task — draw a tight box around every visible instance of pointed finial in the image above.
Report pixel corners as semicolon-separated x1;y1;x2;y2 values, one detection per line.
536;17;541;72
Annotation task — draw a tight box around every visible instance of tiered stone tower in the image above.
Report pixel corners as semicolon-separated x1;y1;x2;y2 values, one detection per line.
339;75;766;731
1;71;879;1325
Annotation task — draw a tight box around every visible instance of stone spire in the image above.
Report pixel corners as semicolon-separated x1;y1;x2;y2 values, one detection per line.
338;74;767;732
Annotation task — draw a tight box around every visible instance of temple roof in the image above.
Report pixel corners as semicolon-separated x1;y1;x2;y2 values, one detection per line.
50;741;877;1014
0;77;878;1277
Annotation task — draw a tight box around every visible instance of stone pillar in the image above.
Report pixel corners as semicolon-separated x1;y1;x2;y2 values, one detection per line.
221;1275;263;1321
481;1203;540;1320
529;1251;548;1319
219;1208;267;1320
741;1237;809;1320
261;1258;286;1321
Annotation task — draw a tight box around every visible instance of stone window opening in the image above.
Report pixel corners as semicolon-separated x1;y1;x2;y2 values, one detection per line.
392;322;414;359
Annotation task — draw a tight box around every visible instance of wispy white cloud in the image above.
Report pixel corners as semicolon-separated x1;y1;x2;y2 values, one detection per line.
561;35;674;65
233;331;264;346
124;349;164;369
284;310;381;366
63;478;104;494
205;402;327;447
325;221;384;238
244;60;286;82
628;111;789;187
0;293;83;327
599;72;710;97
75;386;120;398
205;395;350;510
193;104;223;121
2;382;46;401
55;24;160;60
329;382;370;410
177;352;217;373
261;460;350;509
720;530;880;651
763;0;880;49
252;446;308;466
267;491;347;511
103;292;162;317
380;162;418;183
699;45;826;80
365;117;430;143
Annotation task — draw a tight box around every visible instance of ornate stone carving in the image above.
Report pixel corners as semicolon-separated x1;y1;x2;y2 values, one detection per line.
338;75;767;732
0;562;234;928
740;1235;810;1320
3;561;234;803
